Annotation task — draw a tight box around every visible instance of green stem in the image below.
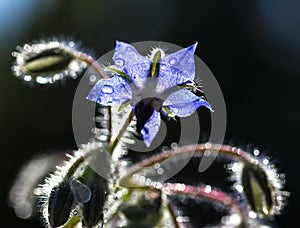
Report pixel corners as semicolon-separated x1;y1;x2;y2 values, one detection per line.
109;110;135;156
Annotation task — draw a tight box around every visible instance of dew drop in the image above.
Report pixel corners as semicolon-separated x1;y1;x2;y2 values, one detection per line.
101;85;114;94
157;168;164;175
114;58;125;67
233;183;244;193
161;146;169;152
125;46;134;52
204;150;211;157
279;173;286;179
160;63;167;69
72;209;79;216
171;142;178;149
263;158;269;165
154;163;160;169
68;41;75;47
248;211;257;219
23;75;32;82
89;75;97;83
49;77;55;84
169;58;176;65
103;113;110;120
204;185;212;193
138;175;146;184
231;163;241;173
176;216;190;223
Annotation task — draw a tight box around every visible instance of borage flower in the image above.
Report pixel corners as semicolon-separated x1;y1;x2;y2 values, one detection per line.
87;41;212;147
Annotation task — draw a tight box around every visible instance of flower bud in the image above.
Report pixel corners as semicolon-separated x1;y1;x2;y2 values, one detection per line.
242;164;273;217
12;39;86;84
48;181;75;227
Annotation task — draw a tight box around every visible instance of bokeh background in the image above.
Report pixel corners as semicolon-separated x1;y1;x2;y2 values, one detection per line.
1;0;299;227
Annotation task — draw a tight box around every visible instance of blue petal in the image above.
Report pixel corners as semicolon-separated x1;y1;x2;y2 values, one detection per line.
113;41;151;87
87;76;131;106
140;110;161;147
164;89;212;117
156;65;189;92
158;43;197;90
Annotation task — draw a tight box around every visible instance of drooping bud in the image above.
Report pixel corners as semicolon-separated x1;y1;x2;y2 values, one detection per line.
48;181;75;227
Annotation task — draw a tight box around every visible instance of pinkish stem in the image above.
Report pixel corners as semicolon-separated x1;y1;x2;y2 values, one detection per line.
74;51;109;79
162;183;248;224
121;143;257;182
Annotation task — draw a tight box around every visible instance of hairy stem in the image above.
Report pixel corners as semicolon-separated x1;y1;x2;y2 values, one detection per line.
74;51;109;79
65;147;98;178
121;143;257;182
162;183;248;225
109;110;135;155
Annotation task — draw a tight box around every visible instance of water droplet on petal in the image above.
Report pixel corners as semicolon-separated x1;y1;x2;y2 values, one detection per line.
101;85;114;94
114;58;125;67
160;63;167;69
169;58;177;65
176;72;188;85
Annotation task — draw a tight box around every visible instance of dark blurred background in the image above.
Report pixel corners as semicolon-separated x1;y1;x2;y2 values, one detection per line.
1;0;299;227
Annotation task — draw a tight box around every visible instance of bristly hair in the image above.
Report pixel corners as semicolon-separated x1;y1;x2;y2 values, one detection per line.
35;142;105;227
11;37;87;85
227;147;290;219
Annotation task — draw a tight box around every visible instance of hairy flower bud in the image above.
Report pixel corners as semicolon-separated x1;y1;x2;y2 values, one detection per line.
12;38;86;84
48;181;75;227
242;164;273;217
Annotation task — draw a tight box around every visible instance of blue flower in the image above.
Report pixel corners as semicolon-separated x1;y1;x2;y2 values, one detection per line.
87;41;212;147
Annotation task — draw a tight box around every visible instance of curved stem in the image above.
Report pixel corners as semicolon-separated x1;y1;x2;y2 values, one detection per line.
162;183;248;225
121;143;257;182
74;51;109;79
66;143;104;178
